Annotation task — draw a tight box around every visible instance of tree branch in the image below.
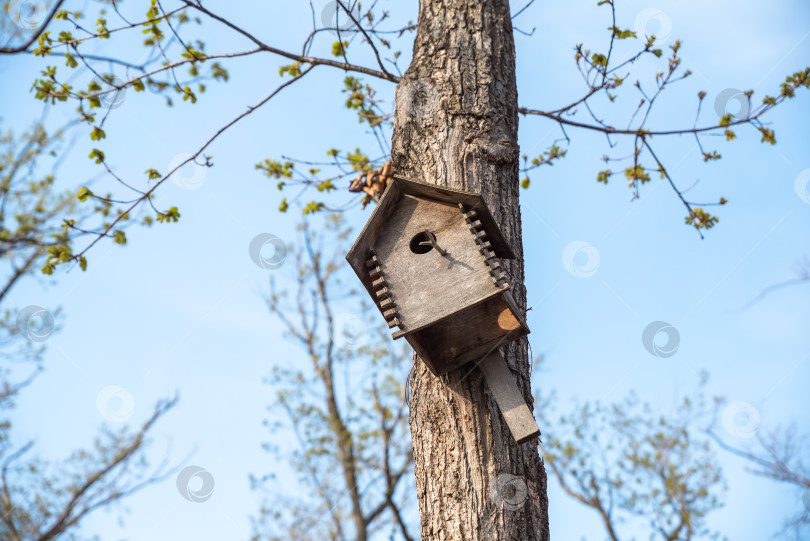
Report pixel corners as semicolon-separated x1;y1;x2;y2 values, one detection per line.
0;0;66;54
181;0;399;83
72;65;315;260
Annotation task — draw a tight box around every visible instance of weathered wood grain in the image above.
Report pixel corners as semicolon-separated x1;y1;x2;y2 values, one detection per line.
375;195;500;334
478;349;541;444
409;291;528;375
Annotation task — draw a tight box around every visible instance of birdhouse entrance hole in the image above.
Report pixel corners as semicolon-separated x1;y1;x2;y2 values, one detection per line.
409;231;436;254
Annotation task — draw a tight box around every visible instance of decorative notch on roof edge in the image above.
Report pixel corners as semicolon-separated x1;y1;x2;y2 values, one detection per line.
460;203;509;290
366;249;402;335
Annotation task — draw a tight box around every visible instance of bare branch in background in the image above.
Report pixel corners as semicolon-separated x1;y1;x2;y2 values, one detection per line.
253;215;414;541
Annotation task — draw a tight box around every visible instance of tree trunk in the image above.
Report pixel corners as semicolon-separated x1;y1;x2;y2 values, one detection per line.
391;1;550;539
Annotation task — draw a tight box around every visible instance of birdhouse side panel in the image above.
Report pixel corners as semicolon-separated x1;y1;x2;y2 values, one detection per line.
374;195;500;333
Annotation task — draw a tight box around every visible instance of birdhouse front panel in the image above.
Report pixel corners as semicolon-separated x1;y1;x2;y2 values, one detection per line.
373;194;499;335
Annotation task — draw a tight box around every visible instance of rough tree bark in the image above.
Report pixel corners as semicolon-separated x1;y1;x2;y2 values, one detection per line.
390;1;550;539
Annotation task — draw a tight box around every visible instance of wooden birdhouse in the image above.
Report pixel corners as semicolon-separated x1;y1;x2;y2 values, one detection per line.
346;176;540;443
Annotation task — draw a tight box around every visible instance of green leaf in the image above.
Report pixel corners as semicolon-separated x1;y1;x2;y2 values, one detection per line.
685;208;719;230
624;165;650;183
520;177;530;189
316;180;336;192
145;168;161;179
180;85;197;103
89;149;105;163
303;201;325;214
256;159;294;179
156;206;181;223
96;18;110;38
592;53;608;67
210;62;229;81
112;230;127;245
332;41;348;57
32;32;52;56
346;149;370;171
77;186;93;202
181;48;206;61
90;126;106;141
279;62;302;78
758;127;776;145
610;26;636;40
279;198;289;213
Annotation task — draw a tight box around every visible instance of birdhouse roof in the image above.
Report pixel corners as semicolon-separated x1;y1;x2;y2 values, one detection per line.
346;175;517;282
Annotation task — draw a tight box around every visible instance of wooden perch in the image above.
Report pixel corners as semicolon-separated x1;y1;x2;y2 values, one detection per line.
478;349;540;444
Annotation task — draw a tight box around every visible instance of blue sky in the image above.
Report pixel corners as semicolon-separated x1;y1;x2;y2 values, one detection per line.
1;0;809;539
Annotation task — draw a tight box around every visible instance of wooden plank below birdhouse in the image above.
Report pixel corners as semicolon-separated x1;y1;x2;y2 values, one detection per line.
478;349;540;444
